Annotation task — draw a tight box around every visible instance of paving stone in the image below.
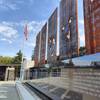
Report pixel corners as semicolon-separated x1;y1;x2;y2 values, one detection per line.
0;83;19;100
65;90;83;100
51;88;66;97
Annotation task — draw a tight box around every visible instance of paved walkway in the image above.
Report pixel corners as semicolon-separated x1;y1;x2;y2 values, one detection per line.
24;84;42;100
0;81;19;100
27;82;82;100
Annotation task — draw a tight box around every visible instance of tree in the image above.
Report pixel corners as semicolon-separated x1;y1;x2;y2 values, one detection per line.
12;50;22;64
0;56;13;64
31;50;35;60
0;50;22;64
79;46;86;56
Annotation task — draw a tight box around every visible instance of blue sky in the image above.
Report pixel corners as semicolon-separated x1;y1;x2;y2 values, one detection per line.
0;0;85;59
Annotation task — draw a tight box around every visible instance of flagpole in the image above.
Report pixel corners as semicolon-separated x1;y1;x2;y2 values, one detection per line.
20;24;28;81
20;33;25;81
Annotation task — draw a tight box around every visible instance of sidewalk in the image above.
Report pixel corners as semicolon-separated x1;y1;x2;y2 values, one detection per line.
0;81;20;100
27;81;82;100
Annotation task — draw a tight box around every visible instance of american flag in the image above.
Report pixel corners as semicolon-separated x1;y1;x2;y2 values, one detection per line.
24;24;28;40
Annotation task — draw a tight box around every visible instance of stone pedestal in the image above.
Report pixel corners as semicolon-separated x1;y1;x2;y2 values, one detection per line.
5;67;15;81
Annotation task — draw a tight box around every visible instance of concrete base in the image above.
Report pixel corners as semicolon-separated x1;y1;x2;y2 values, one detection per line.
0;81;19;100
5;67;15;81
15;81;40;100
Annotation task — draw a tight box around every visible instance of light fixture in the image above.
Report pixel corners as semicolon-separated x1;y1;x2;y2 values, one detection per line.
67;31;70;39
51;54;53;57
62;26;65;31
52;38;55;45
48;38;52;43
68;17;72;24
91;0;94;3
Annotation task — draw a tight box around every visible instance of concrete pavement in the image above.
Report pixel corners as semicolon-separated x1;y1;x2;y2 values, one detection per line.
0;81;19;100
16;81;41;100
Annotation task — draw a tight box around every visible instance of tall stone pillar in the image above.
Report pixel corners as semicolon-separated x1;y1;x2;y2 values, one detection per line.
5;67;9;81
5;67;15;81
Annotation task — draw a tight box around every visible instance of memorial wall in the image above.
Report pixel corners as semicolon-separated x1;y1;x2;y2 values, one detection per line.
40;23;47;64
61;68;100;98
60;0;79;60
34;32;41;66
47;8;58;63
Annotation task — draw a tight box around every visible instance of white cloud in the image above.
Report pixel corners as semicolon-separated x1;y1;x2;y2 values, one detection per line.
0;22;18;44
1;21;19;27
28;21;45;33
1;20;45;32
79;19;84;25
26;41;35;47
0;0;35;11
78;19;85;46
6;3;18;10
0;38;12;44
25;20;45;47
0;0;19;10
29;0;34;5
0;20;45;45
0;25;18;38
80;33;85;46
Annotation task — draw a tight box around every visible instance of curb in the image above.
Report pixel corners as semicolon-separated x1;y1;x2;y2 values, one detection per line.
15;81;35;100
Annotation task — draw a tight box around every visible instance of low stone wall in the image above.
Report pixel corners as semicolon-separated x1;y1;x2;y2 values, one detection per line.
30;67;100;100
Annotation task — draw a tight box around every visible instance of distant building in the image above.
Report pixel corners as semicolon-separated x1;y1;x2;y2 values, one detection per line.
23;60;34;70
60;0;79;60
40;23;47;65
47;8;58;63
83;0;100;54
